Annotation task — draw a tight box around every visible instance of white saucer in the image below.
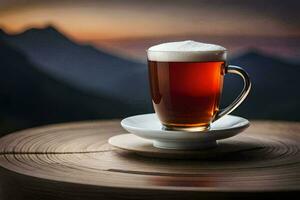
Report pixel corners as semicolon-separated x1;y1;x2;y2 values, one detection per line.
108;133;254;159
120;113;249;150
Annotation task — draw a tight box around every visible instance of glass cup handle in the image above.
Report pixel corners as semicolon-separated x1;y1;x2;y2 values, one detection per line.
214;65;251;121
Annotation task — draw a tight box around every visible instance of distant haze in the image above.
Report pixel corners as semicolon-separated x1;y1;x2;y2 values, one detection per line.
93;35;300;63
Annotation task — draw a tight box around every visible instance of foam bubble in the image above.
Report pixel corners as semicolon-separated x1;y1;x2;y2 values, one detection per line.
147;40;227;62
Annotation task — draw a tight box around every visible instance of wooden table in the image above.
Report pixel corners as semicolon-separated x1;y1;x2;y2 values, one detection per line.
0;120;299;200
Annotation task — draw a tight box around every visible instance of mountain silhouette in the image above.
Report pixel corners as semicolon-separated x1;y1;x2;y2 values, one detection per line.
0;26;151;106
0;39;150;134
225;50;300;121
0;26;299;135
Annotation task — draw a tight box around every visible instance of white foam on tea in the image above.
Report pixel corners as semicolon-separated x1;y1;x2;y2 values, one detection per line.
147;40;226;62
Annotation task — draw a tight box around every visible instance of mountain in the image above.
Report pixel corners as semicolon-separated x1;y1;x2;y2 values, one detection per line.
0;26;151;107
0;39;150;135
225;50;300;121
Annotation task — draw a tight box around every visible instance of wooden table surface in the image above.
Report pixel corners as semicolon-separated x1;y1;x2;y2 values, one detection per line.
0;120;299;200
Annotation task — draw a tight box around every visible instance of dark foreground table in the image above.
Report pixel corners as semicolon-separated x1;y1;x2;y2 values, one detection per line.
0;120;299;200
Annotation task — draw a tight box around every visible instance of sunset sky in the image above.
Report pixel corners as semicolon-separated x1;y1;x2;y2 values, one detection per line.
0;0;299;41
0;0;299;61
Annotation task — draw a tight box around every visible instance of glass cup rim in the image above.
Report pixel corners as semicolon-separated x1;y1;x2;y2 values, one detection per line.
146;49;228;53
146;49;227;63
